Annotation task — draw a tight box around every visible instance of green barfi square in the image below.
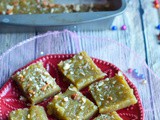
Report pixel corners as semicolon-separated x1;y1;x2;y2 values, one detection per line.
28;105;48;120
12;62;61;104
47;85;98;120
9;105;48;120
58;51;105;90
9;108;29;120
89;72;137;113
93;112;122;120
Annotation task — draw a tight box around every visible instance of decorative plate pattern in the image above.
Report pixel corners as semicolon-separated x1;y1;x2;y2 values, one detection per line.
0;54;144;120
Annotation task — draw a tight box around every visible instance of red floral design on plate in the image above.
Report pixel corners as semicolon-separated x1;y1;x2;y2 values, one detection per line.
0;54;144;120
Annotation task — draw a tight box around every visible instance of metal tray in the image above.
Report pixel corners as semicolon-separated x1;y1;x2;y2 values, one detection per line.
0;0;126;32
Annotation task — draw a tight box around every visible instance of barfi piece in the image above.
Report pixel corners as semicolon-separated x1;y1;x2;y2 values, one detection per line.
9;105;48;120
12;62;61;104
29;105;48;120
93;112;122;120
89;72;137;113
58;51;105;90
47;85;98;120
9;108;29;120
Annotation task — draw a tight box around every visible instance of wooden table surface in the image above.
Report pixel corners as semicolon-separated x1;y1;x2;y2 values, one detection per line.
0;0;160;120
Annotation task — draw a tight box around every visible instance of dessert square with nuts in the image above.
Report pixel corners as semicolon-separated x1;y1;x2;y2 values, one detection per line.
47;85;98;120
93;112;122;120
12;62;61;104
29;105;48;120
58;51;105;90
89;72;137;113
9;105;48;120
9;108;29;120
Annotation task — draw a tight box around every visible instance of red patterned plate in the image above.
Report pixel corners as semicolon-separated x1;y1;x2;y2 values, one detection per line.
0;54;144;120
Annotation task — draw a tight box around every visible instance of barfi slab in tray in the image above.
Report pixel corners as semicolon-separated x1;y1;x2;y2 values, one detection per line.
0;0;126;32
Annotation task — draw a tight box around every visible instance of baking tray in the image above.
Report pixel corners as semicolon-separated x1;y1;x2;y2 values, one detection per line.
0;0;126;32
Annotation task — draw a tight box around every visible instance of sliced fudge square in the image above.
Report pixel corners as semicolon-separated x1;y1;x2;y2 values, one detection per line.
47;85;98;120
12;62;61;104
58;51;105;90
93;112;122;120
9;105;48;120
29;105;48;120
89;72;137;113
9;108;29;120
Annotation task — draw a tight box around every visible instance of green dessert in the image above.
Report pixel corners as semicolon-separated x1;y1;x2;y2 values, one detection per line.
12;62;60;104
58;51;105;90
9;105;48;120
47;85;98;120
9;108;29;120
29;105;48;120
93;112;122;120
89;72;137;113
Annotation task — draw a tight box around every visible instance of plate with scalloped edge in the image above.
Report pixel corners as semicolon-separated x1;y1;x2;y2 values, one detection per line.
0;54;144;120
